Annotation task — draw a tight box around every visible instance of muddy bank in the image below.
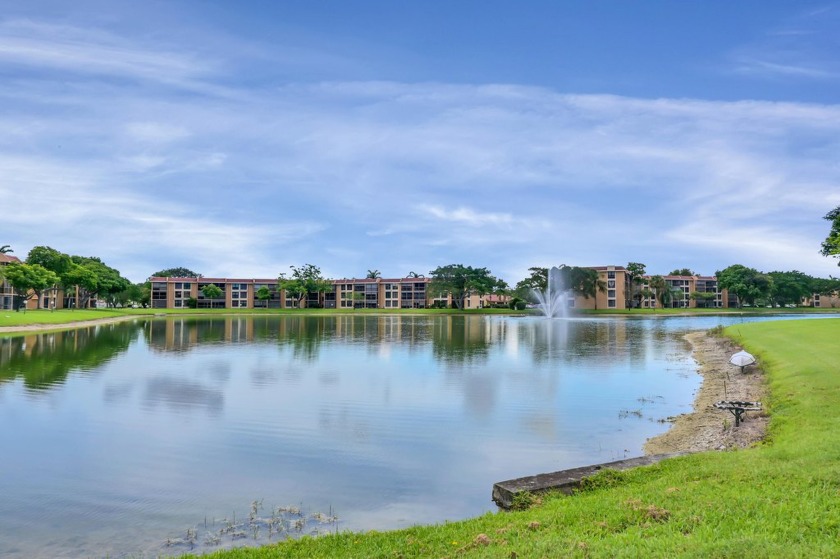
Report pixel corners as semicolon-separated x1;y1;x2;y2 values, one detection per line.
0;315;139;334
644;331;767;455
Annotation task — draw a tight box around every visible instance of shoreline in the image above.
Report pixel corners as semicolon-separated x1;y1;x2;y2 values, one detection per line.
644;331;767;454
0;315;139;334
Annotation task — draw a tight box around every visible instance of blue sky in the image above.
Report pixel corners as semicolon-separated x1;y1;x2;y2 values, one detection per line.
2;1;839;283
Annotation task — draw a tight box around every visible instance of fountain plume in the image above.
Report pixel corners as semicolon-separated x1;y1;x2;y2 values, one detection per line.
532;266;570;318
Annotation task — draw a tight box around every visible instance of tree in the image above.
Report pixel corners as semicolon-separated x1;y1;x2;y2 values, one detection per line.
429;264;500;310
669;268;695;276
68;256;130;308
151;267;201;278
256;285;272;306
558;266;606;309
278;264;331;308
658;286;683;308
25;247;130;308
716;264;771;307
767;270;813;307
113;282;148;308
201;283;223;300
647;275;666;311
407;271;424;278
366;270;381;279
3;263;60;311
821;206;840;265
514;267;548;301
0;245;12;254
625;262;646;308
27;246;73;281
690;291;717;307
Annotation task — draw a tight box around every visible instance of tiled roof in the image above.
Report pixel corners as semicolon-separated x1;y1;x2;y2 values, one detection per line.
0;254;21;264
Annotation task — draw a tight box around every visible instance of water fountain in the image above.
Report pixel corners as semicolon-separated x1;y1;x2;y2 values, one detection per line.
532;266;570;318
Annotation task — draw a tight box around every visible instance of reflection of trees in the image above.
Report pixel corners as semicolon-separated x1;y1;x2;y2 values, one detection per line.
144;318;263;352
0;324;139;390
519;318;651;367
277;316;333;362
432;316;493;365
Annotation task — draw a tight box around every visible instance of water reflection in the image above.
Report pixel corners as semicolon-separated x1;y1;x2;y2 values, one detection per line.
0;323;139;390
1;313;835;559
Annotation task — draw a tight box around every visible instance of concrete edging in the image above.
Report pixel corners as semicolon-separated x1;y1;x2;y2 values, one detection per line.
491;453;688;509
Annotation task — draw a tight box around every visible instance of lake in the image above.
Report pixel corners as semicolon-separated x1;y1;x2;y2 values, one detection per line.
0;313;829;558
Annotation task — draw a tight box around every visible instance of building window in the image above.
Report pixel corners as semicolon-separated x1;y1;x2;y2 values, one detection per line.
607;271;615;279
608;280;615;288
608;290;616;298
608;300;616;308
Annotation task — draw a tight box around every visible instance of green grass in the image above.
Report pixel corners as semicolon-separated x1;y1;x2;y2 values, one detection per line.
181;318;840;558
0;307;530;330
0;308;132;327
3;305;835;332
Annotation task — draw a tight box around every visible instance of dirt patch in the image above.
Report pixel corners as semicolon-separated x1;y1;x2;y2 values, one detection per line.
644;331;767;455
0;315;138;334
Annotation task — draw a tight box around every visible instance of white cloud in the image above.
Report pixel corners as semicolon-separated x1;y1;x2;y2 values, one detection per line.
3;19;840;282
0;19;216;85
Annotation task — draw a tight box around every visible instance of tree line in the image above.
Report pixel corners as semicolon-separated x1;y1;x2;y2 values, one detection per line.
4;204;840;311
1;246;131;310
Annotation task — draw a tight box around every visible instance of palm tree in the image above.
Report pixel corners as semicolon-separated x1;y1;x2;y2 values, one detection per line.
0;245;12;254
648;276;667;311
580;268;607;310
407;271;424;278
366;269;381;279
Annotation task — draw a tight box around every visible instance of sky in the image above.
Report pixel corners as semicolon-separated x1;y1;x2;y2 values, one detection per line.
1;1;840;284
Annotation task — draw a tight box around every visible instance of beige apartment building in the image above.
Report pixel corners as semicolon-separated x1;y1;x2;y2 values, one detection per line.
148;267;743;311
148;275;514;311
1;253;20;310
637;274;734;309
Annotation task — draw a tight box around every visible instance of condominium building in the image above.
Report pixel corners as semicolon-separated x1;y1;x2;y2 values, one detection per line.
147;267;739;311
570;265;631;310
148;275;514;311
148;276;437;310
1;253;21;310
637;274;734;309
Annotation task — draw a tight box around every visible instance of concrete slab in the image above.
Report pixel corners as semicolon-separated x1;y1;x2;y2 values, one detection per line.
492;453;687;509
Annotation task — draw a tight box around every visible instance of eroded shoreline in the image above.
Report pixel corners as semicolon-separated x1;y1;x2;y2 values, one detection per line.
644;331;767;455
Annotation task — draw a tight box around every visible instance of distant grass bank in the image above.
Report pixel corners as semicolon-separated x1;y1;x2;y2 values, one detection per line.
180;318;840;558
2;305;837;332
0;307;528;331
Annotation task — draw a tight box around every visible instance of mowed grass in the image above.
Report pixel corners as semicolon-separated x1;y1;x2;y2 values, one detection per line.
0;307;527;330
1;306;835;331
0;308;131;327
185;319;840;559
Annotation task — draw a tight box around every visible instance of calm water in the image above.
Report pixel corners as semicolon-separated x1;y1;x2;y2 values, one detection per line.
0;313;831;558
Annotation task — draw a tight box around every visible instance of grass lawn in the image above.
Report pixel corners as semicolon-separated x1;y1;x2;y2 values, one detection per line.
0;308;132;327
0;307;530;330
2;306;835;331
183;318;840;558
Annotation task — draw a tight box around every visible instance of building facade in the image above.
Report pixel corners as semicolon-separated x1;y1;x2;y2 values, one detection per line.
147;275;514;311
637;274;734;309
147;267;742;311
1;253;21;310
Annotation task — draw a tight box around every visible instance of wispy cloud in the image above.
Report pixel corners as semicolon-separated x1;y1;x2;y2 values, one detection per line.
733;57;835;79
0;19;215;86
3;17;840;282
